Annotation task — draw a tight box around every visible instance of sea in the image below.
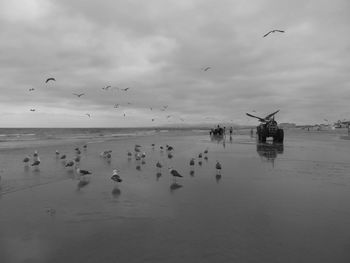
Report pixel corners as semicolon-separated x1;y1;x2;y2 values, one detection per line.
0;127;214;149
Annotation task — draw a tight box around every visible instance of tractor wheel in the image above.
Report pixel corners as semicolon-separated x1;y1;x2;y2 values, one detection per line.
274;129;284;143
259;129;267;143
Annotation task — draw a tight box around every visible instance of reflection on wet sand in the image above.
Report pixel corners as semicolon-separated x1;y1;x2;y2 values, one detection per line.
156;172;162;180
170;182;183;193
256;142;284;166
111;186;121;198
215;173;222;183
77;176;90;190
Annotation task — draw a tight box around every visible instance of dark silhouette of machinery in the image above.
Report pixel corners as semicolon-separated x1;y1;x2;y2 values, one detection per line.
246;110;284;143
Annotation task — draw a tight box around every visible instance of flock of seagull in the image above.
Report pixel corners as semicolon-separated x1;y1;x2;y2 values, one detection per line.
18;142;223;193
28;28;284;124
29;77;173;121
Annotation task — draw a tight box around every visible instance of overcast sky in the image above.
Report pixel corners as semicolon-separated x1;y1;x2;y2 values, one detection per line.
0;0;349;127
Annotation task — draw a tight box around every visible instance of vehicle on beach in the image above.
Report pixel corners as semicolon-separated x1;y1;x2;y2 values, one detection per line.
210;126;224;137
246;110;284;143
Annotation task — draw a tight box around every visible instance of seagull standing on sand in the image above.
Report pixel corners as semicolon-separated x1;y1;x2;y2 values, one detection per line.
65;161;75;168
33;150;39;161
216;161;222;175
135;153;141;161
156;161;163;172
111;169;122;183
23;156;30;165
75;148;81;155
76;167;92;176
31;157;41;166
74;156;81;164
263;29;285;37
168;167;183;182
190;158;195;167
166;145;174;151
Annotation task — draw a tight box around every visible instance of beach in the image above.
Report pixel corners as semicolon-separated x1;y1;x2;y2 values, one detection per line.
1;128;350;263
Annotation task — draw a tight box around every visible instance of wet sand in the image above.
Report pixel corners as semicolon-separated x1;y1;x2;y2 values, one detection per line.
1;130;350;263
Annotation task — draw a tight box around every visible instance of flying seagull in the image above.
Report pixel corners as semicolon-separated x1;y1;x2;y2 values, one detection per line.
102;85;111;90
202;66;211;71
114;104;119;108
30;109;36;112
86;113;91;118
45;77;56;83
263;30;285;38
29;88;35;91
121;88;130;91
73;93;85;97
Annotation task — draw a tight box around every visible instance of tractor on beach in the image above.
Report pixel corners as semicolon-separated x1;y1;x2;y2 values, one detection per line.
246;110;284;143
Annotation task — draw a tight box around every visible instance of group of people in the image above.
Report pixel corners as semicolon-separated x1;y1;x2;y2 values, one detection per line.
210;125;233;137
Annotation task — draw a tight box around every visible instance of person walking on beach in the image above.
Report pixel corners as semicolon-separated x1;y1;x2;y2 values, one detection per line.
229;127;233;136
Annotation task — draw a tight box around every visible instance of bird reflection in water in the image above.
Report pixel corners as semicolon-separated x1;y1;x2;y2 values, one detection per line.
111;186;121;198
210;135;225;148
170;182;183;193
136;165;141;171
190;170;195;177
256;142;284;167
77;176;90;190
215;174;222;183
156;172;162;181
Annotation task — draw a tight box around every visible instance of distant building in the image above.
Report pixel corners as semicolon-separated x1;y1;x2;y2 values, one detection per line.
279;123;296;128
334;120;350;128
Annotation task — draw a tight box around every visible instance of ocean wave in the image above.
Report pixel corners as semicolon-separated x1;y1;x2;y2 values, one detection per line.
0;133;36;137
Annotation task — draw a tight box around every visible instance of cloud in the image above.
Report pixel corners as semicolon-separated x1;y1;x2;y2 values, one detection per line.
0;0;349;127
